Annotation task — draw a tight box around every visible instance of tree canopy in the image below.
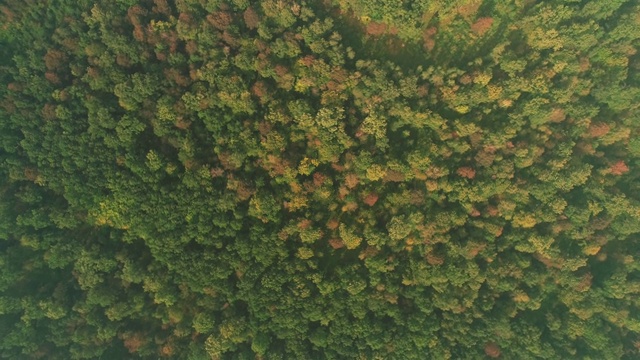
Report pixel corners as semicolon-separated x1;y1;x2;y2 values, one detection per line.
1;0;639;358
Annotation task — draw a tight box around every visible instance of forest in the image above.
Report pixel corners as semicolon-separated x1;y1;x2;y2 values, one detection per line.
1;0;639;358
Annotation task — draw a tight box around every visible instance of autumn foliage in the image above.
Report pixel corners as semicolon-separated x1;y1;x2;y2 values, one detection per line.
363;193;379;206
610;160;629;175
366;22;388;36
0;0;639;359
471;17;493;35
457;166;476;179
484;342;501;358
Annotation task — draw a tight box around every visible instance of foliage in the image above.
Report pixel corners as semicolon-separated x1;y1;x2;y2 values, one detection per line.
1;0;639;358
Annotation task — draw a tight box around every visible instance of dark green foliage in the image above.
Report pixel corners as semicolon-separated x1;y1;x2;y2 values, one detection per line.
1;0;639;358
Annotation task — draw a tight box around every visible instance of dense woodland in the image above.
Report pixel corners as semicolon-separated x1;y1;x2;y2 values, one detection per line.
1;0;639;358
